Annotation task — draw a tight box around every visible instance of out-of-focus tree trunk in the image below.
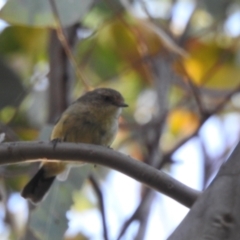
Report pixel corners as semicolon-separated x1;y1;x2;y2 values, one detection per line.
168;141;240;240
48;24;79;124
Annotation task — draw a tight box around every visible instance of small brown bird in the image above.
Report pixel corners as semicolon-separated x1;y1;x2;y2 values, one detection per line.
21;88;128;203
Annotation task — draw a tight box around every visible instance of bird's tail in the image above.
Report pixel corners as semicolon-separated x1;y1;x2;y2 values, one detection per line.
21;167;55;204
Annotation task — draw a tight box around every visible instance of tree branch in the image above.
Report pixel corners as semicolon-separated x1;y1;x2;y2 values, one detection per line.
89;174;109;240
168;140;240;240
0;141;200;207
49;0;90;90
117;189;155;240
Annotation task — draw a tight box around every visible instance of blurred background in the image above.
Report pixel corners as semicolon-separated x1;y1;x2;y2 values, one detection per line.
0;0;240;239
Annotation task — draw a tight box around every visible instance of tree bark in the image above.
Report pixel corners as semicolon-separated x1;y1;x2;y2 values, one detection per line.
48;25;78;123
168;141;240;240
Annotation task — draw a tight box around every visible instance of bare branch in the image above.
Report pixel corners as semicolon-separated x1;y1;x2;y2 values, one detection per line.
159;83;240;168
117;189;155;240
186;78;205;117
0;141;199;207
89;174;109;240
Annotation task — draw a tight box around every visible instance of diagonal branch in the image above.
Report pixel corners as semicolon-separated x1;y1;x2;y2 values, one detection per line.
159;83;240;168
49;0;90;90
117;189;155;240
0;141;200;207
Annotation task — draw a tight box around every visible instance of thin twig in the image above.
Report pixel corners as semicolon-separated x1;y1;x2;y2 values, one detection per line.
89;174;109;240
48;0;90;91
176;62;206;116
117;189;155;240
134;196;152;240
198;135;213;189
160;83;240;168
186;78;205;116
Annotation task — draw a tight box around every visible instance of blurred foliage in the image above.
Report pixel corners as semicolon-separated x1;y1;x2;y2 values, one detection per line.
177;39;240;89
65;233;89;240
0;26;48;79
0;0;94;27
201;0;232;19
0;0;239;239
72;184;96;212
168;108;200;136
77;16;164;84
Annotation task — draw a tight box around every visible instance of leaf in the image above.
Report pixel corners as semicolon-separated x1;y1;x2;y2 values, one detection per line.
177;39;240;90
0;26;48;81
0;26;48;57
78;16;167;84
0;58;26;110
72;185;95;212
0;106;15;123
14;127;39;141
167;108;200;136
162;108;200;151
0;0;94;27
29;166;91;240
138;19;188;57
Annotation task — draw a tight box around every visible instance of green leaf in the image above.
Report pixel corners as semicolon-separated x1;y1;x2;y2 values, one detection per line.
179;39;240;90
0;0;94;27
0;26;48;81
29;166;91;240
0;26;48;56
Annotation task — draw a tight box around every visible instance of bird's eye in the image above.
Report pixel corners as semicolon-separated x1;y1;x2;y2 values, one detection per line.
103;95;111;101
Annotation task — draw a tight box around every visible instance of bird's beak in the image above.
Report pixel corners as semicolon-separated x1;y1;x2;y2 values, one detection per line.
119;103;128;107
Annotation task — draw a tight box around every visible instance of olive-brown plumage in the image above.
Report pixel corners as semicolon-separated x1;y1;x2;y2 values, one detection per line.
21;88;128;203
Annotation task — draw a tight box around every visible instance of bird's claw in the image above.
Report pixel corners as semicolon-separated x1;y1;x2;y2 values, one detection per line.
51;138;62;149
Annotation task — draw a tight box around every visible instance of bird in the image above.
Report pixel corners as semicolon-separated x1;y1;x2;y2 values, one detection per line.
21;88;128;204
